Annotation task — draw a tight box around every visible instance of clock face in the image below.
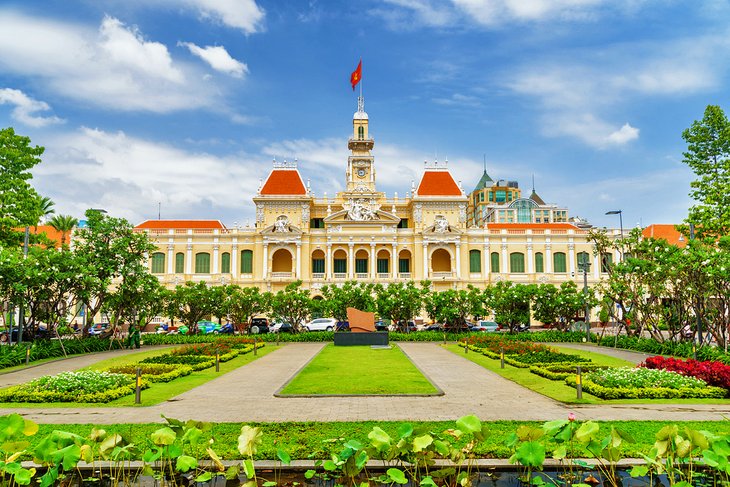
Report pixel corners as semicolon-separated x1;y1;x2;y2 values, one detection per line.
357;168;366;178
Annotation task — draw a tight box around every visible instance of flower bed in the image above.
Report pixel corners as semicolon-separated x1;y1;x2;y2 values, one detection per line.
567;367;727;399
530;363;609;381
464;336;550;355
140;354;216;370
0;370;143;403
510;350;592;365
171;342;235;357
106;363;193;382
641;356;730;392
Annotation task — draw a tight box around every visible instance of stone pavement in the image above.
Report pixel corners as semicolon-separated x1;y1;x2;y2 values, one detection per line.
1;342;729;424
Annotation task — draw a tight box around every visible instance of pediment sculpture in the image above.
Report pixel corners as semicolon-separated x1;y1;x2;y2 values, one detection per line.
433;215;450;233
274;215;291;232
344;198;379;221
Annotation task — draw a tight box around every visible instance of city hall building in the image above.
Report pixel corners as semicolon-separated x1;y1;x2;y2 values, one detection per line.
135;98;619;294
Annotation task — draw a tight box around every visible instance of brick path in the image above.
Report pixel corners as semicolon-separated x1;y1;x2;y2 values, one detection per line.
1;342;728;424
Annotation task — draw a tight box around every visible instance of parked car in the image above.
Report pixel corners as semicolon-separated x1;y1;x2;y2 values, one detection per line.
470;320;500;332
219;322;235;334
249;317;270;334
88;323;110;336
374;320;388;331
335;321;349;331
424;323;444;331
304;317;337;332
270;321;294;333
389;321;417;332
197;320;221;334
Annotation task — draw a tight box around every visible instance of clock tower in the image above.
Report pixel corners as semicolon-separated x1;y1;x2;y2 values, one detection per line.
346;96;376;192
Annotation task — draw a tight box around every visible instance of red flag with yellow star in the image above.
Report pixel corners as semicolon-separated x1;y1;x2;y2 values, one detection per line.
350;59;362;91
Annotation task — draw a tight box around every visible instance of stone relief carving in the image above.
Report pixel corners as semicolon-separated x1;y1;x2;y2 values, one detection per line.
458;203;467;223
301;204;310;223
433;215;450;233
274;215;291;233
344;198;379;221
256;204;264;223
414;203;422;223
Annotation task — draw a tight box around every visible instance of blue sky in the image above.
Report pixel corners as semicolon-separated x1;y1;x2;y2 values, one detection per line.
1;1;728;229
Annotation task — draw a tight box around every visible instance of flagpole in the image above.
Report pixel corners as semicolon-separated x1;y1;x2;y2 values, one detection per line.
360;58;363;100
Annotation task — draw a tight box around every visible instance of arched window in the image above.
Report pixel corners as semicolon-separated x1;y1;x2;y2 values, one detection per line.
358;126;364;140
553;252;567;273
490;252;500;273
151;252;165;274
469;249;481;273
377;249;390;274
240;250;253;274
535;252;544;273
175;253;184;274
510;252;525;273
312;250;325;274
221;252;230;274
195;252;211;274
508;198;538;223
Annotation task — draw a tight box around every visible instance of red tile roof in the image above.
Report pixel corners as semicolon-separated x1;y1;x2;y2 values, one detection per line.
135;220;226;230
486;223;582;231
642;224;687;247
416;171;462;196
260;169;307;195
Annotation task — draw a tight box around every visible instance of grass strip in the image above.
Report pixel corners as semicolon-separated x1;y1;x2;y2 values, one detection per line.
279;344;438;395
27;419;730;461
446;344;730;405
0;345;276;408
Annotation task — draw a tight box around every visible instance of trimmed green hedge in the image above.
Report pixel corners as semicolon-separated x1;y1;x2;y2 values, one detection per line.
530;363;609;381
106;363;194;382
565;376;726;399
140;354;215;371
597;336;730;364
0;381;146;403
0;338;125;370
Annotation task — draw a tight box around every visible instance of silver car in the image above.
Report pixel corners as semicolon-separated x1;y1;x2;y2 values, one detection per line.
304;318;337;331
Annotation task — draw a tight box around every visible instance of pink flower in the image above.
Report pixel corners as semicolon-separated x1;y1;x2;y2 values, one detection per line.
568;413;576;422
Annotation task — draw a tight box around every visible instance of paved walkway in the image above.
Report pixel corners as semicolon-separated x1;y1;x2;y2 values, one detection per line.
1;343;729;424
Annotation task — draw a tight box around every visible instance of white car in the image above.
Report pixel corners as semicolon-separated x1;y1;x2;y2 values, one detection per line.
304;318;337;332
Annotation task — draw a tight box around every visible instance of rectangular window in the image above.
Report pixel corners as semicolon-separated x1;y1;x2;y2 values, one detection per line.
398;258;410;273
510;252;525;273
377;258;389;273
310;218;325;229
355;258;368;273
397;218;409;228
334;259;347;273
490;252;500;273
553;252;567;273
240;250;253;274
479;192;485;202
312;258;325;273
535;252;544;273
195;253;210;274
175;253;184;274
221;253;230;274
469;250;481;273
495;190;506;203
151;253;165;274
488;192;494;202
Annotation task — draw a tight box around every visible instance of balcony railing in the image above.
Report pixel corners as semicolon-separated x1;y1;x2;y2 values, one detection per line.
432;271;453;278
398;272;411;279
377;273;391;279
355;273;369;279
333;273;347;279
271;272;292;278
312;273;325;279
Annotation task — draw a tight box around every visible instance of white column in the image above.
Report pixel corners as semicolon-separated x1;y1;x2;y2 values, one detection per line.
296;244;302;279
231;243;238;278
262;242;269;279
568;242;576;276
527;240;534;274
455;243;461;278
348;243;354;279
326;244;332;279
167;243;174;274
212;244;219;274
370;243;376;279
186;243;192;274
392;243;398;277
483;243;490;276
501;241;508;274
546;240;553;273
422;243;429;278
593;253;600;279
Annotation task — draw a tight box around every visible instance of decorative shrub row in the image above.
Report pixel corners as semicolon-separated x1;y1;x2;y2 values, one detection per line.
596;335;730;365
462;344;591;370
171;342;235;356
510;350;592;365
530;363;608;381
140;354;216;371
566;376;726;400
0;371;146;403
588;366;709;390
0;337;125;370
106;363;194;382
641;356;730;391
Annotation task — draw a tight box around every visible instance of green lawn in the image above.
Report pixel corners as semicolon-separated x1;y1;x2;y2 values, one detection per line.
445;344;730;405
278;344;439;395
0;346;276;407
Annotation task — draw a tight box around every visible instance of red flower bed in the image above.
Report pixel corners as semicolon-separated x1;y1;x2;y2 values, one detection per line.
641;356;730;391
463;335;551;354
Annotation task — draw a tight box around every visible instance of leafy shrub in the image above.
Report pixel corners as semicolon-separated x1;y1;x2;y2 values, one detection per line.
106;363;193;382
465;336;551;355
0;337;125;370
641;356;730;391
511;350;591;365
587;367;708;389
596;336;730;365
0;370;142;403
140;354;216;370
171;342;234;356
569;376;726;400
530;363;608;380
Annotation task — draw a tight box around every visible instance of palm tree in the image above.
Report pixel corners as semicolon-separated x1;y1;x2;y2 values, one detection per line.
34;196;56;231
48;214;78;248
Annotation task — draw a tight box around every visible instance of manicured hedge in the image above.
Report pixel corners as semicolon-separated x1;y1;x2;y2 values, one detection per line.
0;337;125;370
462;343;591;370
597;335;730;364
0;370;146;403
567;376;726;399
140;354;216;371
106;363;193;382
530;363;609;381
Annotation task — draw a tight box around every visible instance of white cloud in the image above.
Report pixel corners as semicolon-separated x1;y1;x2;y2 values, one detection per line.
183;0;265;34
432;93;481;107
607;123;639;144
179;42;248;78
0;11;217;112
0;88;64;127
452;0;604;25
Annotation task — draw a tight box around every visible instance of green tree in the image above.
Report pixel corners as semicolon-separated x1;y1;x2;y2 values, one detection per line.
422;288;481;330
48;214;78;249
166;281;220;332
269;281;311;332
35;196;55;230
486;281;535;333
681;105;730;239
0;128;44;246
104;271;166;335
374;281;428;330
224;285;270;332
72;209;156;334
532;282;589;330
320;281;375;322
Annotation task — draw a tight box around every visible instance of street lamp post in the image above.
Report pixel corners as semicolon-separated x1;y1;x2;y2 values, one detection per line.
605;210;623;261
578;254;591;342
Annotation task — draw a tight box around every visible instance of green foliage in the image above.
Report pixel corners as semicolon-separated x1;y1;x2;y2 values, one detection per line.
567;376;726;400
106;363;194;383
269;280;312;332
224;285;270;331
374;280;429;326
422;287;482;327
532;281;593;329
0;337;125;370
165;281;221;331
47;214;78;249
486;281;535;332
0;370;143;403
320;280;375;322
